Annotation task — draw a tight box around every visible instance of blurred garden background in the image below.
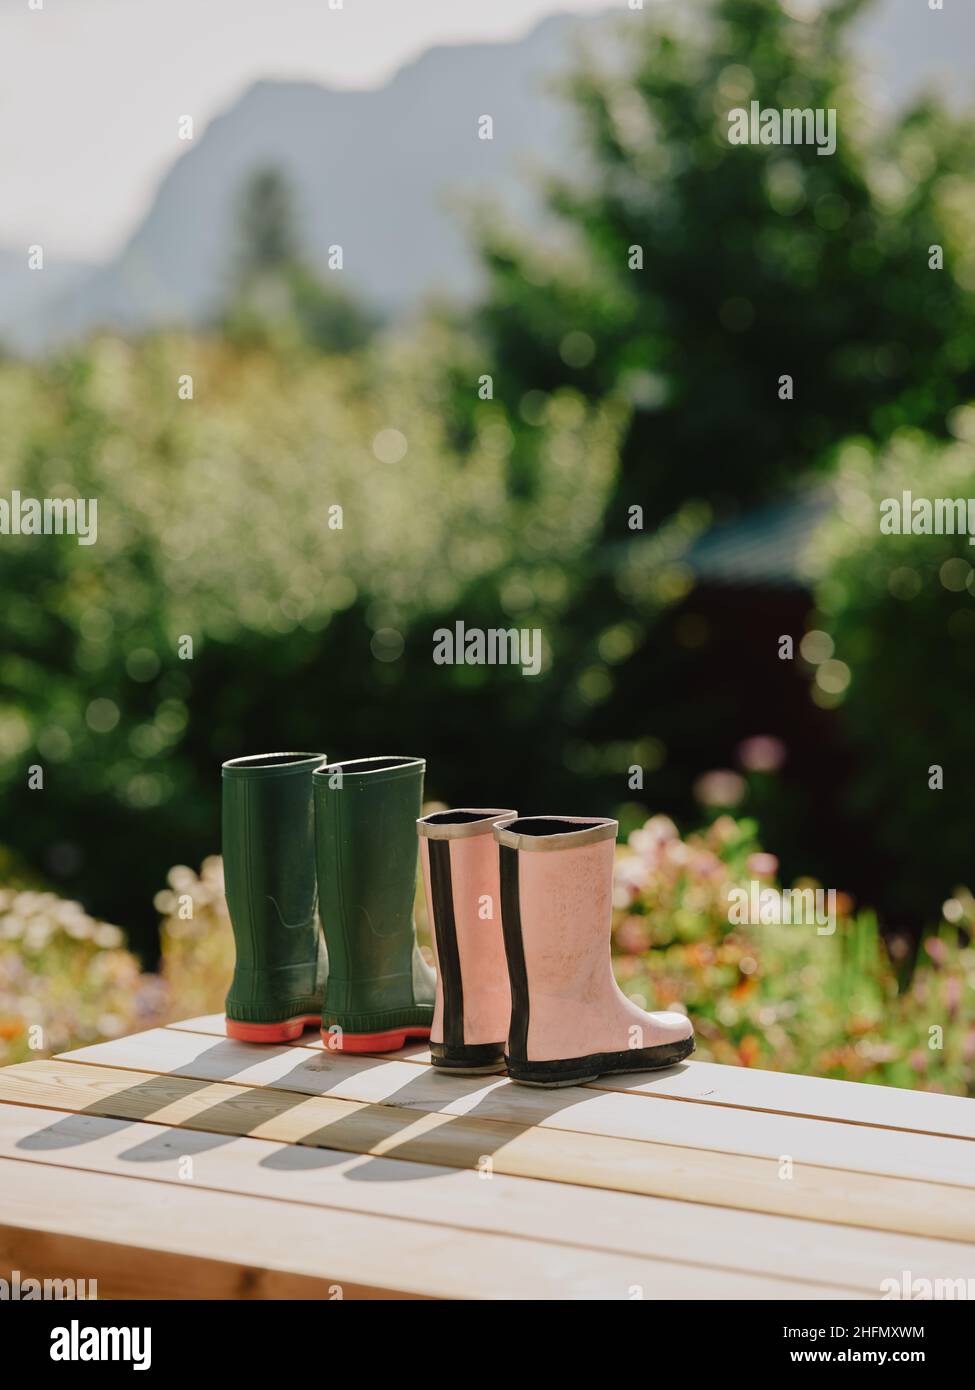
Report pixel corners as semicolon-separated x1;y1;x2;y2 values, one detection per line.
2;0;974;1091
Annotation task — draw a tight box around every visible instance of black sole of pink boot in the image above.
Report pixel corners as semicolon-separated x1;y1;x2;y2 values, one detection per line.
506;1036;695;1088
430;1040;507;1076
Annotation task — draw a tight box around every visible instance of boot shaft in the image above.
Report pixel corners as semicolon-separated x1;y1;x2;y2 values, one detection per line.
314;756;432;1024
418;809;516;1054
495;815;694;1082
222;752;326;1024
496;816;619;1063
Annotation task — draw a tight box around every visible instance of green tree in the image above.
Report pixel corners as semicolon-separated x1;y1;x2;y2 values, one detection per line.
437;0;975;924
811;416;975;925
224;167;378;353
467;0;975;529
237;167;299;275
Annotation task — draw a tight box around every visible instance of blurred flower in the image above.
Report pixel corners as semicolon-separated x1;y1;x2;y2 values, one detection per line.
834;891;855;919
630;815;678;853
608;814;974;1095
615;916;649;956
737;735;785;773
694;769;746;808
707;815;739;847
925;937;948;966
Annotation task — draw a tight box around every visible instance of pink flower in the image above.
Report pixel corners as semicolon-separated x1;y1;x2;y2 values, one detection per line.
613;858;648;906
737;735;786;773
925;937;948;966
630;816;678;861
694;770;746;808
689;851;723;882
747;853;779;880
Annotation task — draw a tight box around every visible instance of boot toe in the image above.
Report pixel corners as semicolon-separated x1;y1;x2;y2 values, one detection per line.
646;1010;694;1046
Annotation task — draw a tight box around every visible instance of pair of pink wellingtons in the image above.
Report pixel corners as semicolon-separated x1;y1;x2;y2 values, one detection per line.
418;809;694;1087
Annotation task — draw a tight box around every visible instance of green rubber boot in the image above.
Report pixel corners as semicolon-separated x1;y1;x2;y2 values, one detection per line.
313;755;435;1053
223;752;327;1043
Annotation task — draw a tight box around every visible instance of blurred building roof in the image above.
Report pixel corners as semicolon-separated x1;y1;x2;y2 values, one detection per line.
685;488;833;591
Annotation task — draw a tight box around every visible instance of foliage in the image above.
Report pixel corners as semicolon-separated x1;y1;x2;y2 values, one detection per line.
613;814;975;1093
0;845;437;1066
235;168;301;274
465;0;975;529
442;0;975;910
807;414;975;922
154;856;234;1023
0;330;623;944
3;0;975;946
221;167;379;353
0;886;168;1066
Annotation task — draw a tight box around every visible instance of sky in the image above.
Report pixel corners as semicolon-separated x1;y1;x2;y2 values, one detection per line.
1;0;966;266
0;0;611;263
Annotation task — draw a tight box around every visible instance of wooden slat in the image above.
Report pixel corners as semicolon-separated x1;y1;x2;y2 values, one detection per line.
0;1214;379;1300
4;1101;922;1296
170;1014;975;1140
60;1029;975;1189
2;1154;723;1301
2;1059;972;1242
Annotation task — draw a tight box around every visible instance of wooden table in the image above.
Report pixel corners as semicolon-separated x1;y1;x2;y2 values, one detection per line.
0;1015;973;1299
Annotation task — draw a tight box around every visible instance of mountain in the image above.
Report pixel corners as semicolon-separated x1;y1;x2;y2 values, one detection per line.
3;12;605;354
0;250;94;351
3;0;973;355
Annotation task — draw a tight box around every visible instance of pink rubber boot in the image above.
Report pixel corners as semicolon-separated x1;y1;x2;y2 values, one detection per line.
494;816;694;1087
418;808;517;1075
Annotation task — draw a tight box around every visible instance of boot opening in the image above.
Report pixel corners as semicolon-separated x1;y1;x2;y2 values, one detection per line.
223;752;324;771
418;808;517;839
507;817;606;836
320;755;422;775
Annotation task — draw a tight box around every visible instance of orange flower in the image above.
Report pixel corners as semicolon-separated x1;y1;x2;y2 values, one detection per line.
686;943;715;967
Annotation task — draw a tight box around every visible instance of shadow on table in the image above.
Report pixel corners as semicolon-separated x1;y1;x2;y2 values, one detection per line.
13;1033;692;1185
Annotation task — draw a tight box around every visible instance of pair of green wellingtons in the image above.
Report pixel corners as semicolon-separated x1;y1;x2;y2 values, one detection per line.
224;750;695;1084
223;753;435;1052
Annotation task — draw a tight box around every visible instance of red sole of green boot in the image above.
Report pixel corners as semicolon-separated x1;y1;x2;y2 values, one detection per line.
225;1015;321;1044
322;1026;432;1054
